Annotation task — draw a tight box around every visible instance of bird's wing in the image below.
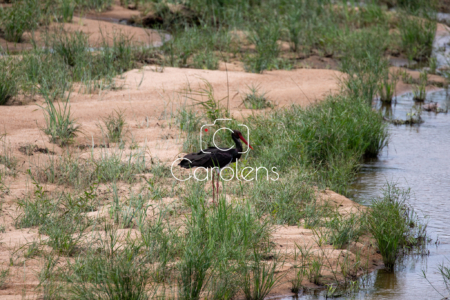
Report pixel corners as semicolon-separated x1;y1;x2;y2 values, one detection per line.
179;150;233;169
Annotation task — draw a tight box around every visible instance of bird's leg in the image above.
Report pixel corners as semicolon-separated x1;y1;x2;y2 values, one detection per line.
216;168;220;203
212;171;215;204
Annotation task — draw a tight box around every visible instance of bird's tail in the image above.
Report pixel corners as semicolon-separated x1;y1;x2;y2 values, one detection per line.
178;158;192;169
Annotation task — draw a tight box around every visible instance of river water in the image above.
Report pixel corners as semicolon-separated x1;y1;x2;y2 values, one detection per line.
348;90;450;300
284;90;450;300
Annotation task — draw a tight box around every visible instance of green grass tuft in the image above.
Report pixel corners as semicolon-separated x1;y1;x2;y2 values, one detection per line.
368;183;427;271
99;110;127;143
245;19;282;73
325;212;365;249
248;94;388;195
51;30;89;67
0;0;36;43
39;88;81;146
0;58;18;105
242;85;273;109
399;15;436;62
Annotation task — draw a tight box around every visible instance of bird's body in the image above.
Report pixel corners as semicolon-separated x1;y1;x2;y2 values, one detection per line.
179;143;243;170
179;130;253;202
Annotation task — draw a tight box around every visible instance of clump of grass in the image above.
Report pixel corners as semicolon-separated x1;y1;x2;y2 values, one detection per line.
98;33;134;76
379;72;398;103
245;19;282;73
139;212;181;282
368;187;405;271
62;184;98;213
150;162;172;179
242;85;273;109
60;0;75;23
0;0;36;43
412;85;427;101
0;174;5;195
20;49;71;98
178;181;272;299
2;25;137;100
177;234;213;300
400;70;414;84
40;213;88;256
284;4;304;52
50;30;89;67
74;0;113;11
24;242;42;258
192;50;219;70
368;183;427;271
429;57;438;74
41;30;135;91
396;0;437;17
250;174;316;226
161;27;227;69
175;107;203;152
307;255;324;285
93;148;148;183
109;184;149;228
242;250;283;300
40;89;80;146
61;226;154;299
0;59;18;105
187;79;227;121
32;152;91;188
290;246;308;293
340;27;389;106
0;268;9;289
0;138;18;174
399;15;436;62
32;147;148;188
162;28;199;67
99;110;127;143
291;243;314;291
248;94;388;195
15;179;59;228
176;107;202;134
325;213;365;249
413;71;428;101
360;2;387;26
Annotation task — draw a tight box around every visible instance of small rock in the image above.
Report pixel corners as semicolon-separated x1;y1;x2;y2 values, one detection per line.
423;102;439;112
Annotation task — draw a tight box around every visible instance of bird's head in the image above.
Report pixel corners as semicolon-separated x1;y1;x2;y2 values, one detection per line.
232;130;254;150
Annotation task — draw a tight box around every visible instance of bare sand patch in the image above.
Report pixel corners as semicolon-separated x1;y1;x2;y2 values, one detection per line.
1;67;343;161
0;15;161;52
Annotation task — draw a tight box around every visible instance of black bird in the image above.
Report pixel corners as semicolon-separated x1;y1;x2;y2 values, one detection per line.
179;129;253;201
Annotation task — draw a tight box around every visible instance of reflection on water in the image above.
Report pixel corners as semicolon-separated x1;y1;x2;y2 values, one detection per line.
389;13;450;73
350;90;450;243
348;90;450;299
283;89;450;300
280;246;450;300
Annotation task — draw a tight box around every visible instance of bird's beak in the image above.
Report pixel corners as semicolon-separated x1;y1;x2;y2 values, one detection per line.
239;134;254;150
